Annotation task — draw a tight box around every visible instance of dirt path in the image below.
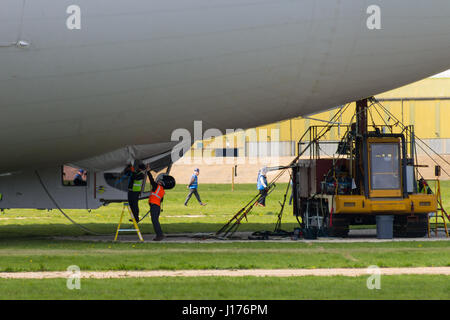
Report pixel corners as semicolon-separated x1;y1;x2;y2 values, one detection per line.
0;267;449;279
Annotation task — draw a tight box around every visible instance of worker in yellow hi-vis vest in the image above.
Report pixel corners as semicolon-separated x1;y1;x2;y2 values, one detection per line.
123;161;146;222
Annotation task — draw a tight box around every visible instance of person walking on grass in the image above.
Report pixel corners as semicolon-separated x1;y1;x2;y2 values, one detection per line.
256;166;269;207
184;168;206;206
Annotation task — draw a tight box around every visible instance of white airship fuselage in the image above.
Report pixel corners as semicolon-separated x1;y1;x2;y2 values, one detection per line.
2;0;450;172
1;0;450;209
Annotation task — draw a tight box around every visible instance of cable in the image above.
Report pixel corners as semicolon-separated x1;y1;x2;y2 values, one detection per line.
368;107;376;129
372;103;392;131
35;170;110;236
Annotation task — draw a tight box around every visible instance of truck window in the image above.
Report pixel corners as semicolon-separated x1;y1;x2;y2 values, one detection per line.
370;143;400;190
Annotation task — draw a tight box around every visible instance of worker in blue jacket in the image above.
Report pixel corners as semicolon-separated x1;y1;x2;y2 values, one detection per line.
256;166;269;207
184;168;206;206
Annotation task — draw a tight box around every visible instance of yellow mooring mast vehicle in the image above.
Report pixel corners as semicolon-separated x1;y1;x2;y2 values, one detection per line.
292;98;438;238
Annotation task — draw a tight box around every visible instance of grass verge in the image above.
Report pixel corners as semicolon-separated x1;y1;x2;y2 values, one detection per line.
0;275;448;300
0;240;448;272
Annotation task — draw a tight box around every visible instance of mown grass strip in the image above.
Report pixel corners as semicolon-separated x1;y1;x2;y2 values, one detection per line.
0;240;448;272
0;275;448;300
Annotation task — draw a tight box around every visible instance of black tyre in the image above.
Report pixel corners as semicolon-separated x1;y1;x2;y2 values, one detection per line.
394;214;428;238
328;217;349;238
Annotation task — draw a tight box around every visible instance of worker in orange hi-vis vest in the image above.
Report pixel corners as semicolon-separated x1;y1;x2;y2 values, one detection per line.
146;164;166;241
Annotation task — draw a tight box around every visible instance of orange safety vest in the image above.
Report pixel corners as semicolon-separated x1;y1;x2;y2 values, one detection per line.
149;185;165;206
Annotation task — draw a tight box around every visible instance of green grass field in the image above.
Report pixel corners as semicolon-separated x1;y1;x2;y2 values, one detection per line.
0;183;449;300
0;240;449;272
1;275;448;300
1;182;448;238
0;183;302;238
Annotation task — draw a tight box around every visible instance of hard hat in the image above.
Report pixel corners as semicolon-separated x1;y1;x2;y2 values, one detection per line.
155;174;176;189
156;173;166;187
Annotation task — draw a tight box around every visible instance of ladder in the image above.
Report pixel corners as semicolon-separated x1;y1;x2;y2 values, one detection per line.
114;202;144;242
427;179;449;238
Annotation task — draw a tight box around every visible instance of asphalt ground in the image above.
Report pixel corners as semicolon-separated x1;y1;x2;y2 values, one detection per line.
54;228;450;243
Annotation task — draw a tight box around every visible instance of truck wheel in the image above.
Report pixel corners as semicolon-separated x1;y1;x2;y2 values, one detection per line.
328;217;349;238
393;216;407;237
394;214;428;238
